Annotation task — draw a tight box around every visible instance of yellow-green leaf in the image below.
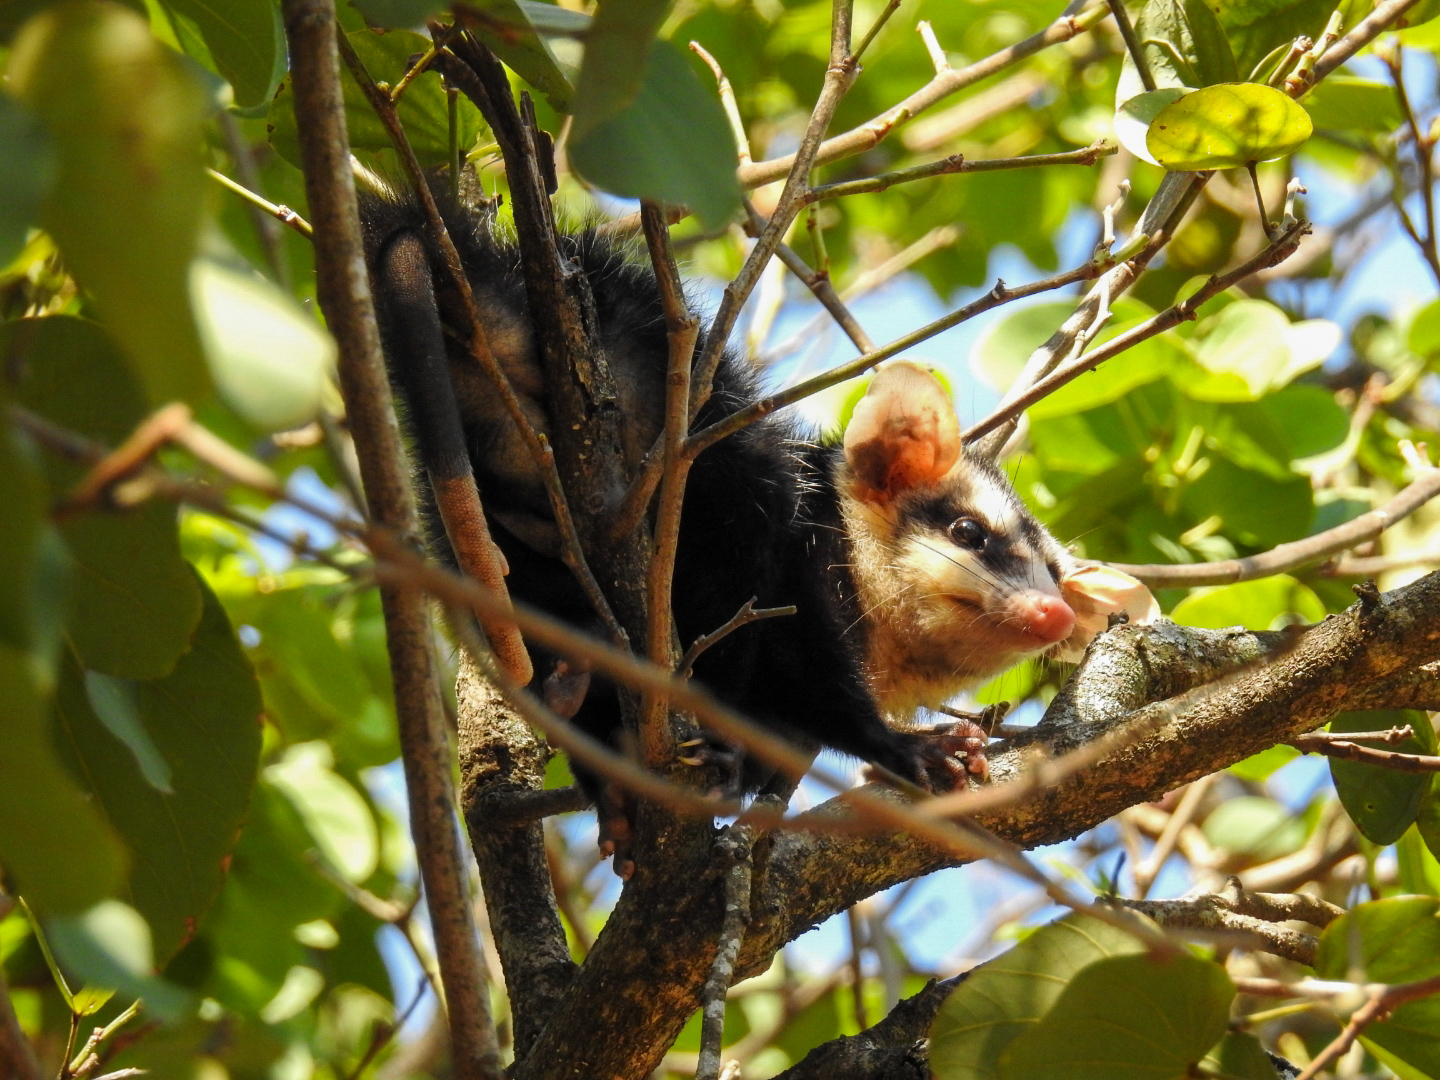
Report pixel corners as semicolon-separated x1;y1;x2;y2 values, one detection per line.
1148;83;1312;170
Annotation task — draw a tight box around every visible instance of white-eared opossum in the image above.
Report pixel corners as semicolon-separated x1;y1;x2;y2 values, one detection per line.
360;188;1151;874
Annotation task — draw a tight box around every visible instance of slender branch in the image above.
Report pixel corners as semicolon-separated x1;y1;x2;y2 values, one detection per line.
1111;896;1319;965
1295;974;1440;1080
278;4;502;1077
851;0;902;61
695;828;756;1080
963;218;1309;445
1388;45;1440;287
678;598;797;680
1104;0;1156;92
207;167;314;238
1103;464;1440;587
1295;726;1415;745
689;42;751;166
1133;774;1213;897
216;111;292;287
1290;735;1440;772
687;258;1105;459
1309;0;1425;85
735;0;1108;188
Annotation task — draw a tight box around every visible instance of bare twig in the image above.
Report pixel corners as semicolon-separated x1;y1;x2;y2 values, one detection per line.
1309;0;1425;85
1295;974;1440;1080
1105;0;1156;92
695;828;757;1080
1387;44;1440;288
1104;465;1440;587
689;42;751;166
679;598;797;679
1291;735;1440;772
207;167;314;238
278;4;502;1076
1134;774;1214;897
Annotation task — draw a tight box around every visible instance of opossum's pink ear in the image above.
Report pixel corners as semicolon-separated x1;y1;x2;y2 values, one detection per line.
1054;564;1160;662
844;361;961;500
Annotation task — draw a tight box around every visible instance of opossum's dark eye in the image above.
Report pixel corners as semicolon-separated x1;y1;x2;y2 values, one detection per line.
948;517;987;551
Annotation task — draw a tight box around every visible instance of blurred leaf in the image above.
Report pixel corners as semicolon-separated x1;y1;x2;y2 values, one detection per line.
1201;1032;1282;1080
1115;87;1189;164
1398;824;1440;895
1173;300;1322;401
5;317;204;680
570;39;741;230
1202;795;1305;859
0;648;127;914
1302;76;1403;133
1148;84;1312;170
1330;711;1434;846
1031;328;1182;419
1316;897;1440;1077
970;302;1072;393
192;254;335;433
0;400;68;665
1228;743;1300;782
1211;0;1342;79
1408;297;1440;359
6;0;210;404
161;0;284;109
47;900;193;1021
1181;458;1313;548
571;0;670;139
266;742;379;883
54;576;262;961
1000;951;1233;1080
0;91;54;269
268;27;484;170
464;0;577;112
929;912;1148;1080
1171;575;1325;631
348;0;445;28
83;670;173;793
1419;776;1440;864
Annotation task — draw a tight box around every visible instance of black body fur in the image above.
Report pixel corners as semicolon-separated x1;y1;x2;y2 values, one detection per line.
360;189;952;803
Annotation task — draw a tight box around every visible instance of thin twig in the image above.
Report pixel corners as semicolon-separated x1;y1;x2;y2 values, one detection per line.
1388;45;1440;287
207;167;315;238
1104;0;1156;91
1134;774;1214;897
690;42;752;166
1104;465;1440;587
963;219;1309;445
1295;974;1440;1080
1309;0;1425;86
1291;736;1440;772
799;140;1114;205
852;0;902;61
678;598;797;679
695;828;756;1080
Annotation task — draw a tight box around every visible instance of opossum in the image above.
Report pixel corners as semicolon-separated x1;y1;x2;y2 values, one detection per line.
360;188;1149;874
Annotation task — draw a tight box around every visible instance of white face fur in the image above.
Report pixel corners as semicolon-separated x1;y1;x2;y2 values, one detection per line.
839;445;1079;722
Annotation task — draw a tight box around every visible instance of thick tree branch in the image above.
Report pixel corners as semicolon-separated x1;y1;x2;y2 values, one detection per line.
278;2;500;1076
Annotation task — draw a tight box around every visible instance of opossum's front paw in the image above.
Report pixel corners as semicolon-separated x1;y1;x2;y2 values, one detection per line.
916;719;990;791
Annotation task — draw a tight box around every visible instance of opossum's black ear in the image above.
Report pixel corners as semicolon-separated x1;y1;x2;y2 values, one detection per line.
843;361;961;501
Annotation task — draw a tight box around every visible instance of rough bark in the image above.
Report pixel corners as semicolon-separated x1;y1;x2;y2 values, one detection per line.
503;570;1440;1079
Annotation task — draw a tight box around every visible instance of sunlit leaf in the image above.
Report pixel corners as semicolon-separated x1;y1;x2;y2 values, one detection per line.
1148;83;1312;171
1210;0;1342;79
6;0;210;404
1115;87;1189;164
265;742;379;883
160;0;284;109
1000;951;1234;1080
54;577;262;961
1316;897;1440;1077
1202;795;1305;859
1329;711;1435;846
1408;297;1440;359
1171;575;1325;631
1302;76;1404;134
47;900;192;1020
1228;743;1300;783
192;255;335;433
569;39;741;230
929;912;1148;1080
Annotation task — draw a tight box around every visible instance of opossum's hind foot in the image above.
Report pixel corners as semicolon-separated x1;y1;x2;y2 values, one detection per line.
675;734;744;798
919;718;990;789
596;782;637;880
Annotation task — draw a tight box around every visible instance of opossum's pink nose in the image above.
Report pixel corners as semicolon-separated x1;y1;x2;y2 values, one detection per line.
1018;594;1076;644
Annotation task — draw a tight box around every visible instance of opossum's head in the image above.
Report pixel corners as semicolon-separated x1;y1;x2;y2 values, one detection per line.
839;362;1153;716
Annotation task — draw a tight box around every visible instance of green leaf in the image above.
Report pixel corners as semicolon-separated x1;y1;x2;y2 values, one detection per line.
161;0;284;109
1302;76;1403;134
192;254;336;433
1000;951;1234;1080
1116;87;1190;164
0;643;126;915
346;0;445;28
1228;743;1300;783
569;39;741;230
1180;459;1314;549
265;742;378;883
970;302;1072;393
0;401;69;666
1148;84;1312;171
1329;711;1435;846
1171;576;1325;632
268;27;484;170
1211;0;1342;81
1130;0;1239;91
1419;780;1440;865
1201;795;1305;859
1397;823;1440;895
0;91;54;269
6;0;211;405
463;0;577;113
1201;1032;1284;1080
1408;298;1440;359
1315;897;1440;1077
570;0;671;139
5;316;204;680
929;912;1148;1080
53;576;261;961
47;900;193;1021
83;671;174;793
